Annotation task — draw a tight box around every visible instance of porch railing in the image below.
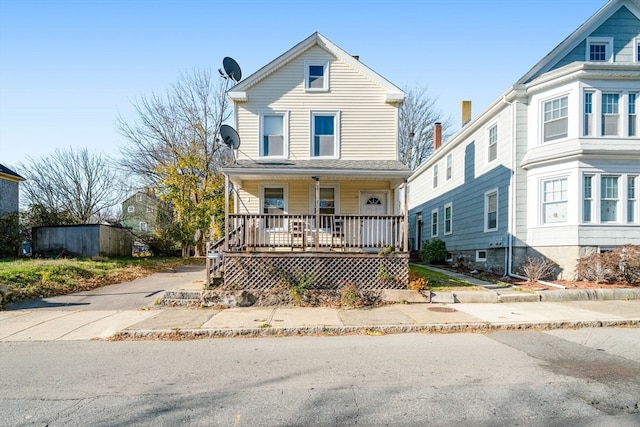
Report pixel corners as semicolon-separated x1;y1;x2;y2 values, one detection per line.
226;214;405;252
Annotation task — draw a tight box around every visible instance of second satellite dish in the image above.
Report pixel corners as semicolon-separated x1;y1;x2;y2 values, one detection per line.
220;124;241;150
221;57;242;82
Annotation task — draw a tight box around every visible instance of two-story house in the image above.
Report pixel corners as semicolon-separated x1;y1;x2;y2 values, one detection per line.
213;32;412;289
408;0;640;279
122;189;172;235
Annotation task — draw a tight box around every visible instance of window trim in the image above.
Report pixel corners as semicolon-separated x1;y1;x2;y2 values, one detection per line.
304;60;329;92
310;111;340;159
628;175;637;223
431;208;438;237
583;174;593;224
444;202;452;235
135;194;143;202
259;111;289;159
601;92;620;136
542;95;568;142
127;205;135;213
586;37;613;62
600;175;620;223
139;222;148;233
259;184;289;230
484;189;498;232
308;184;340;215
446;154;452;181
487;124;498;162
432;164;438;188
541;177;568;225
476;250;487;262
635;38;640;63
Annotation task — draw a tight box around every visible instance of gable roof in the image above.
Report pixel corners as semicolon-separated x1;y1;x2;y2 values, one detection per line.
227;32;405;103
518;0;640;84
0;163;25;182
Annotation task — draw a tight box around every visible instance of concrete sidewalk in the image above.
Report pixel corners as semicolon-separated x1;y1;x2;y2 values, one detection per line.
2;300;638;342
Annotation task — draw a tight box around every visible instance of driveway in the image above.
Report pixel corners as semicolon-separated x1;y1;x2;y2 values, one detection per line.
4;264;206;311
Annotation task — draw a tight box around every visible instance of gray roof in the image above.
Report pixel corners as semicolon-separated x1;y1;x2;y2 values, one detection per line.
223;159;411;177
0;163;25;180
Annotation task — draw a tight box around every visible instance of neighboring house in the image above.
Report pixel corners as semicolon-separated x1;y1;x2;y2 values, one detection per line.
0;163;25;216
33;224;133;258
408;0;640;279
214;32;412;289
122;189;172;235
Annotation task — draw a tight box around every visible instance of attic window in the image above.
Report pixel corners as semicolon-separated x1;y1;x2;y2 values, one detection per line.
305;61;329;91
586;37;613;62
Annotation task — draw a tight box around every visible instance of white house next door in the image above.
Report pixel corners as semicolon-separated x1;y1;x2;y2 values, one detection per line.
360;191;390;247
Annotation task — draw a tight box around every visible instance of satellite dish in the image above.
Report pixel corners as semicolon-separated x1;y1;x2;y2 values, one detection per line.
220;124;241;150
222;57;242;82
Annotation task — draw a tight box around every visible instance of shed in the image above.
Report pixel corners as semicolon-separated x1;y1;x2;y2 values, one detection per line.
33;224;133;257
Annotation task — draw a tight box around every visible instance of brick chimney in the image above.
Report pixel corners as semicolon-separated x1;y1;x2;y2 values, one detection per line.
434;122;442;150
461;100;472;126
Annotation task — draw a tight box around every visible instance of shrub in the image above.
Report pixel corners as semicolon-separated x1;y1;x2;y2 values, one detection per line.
521;256;556;282
575;245;640;284
419;239;447;264
340;283;359;308
407;271;428;291
0;213;21;257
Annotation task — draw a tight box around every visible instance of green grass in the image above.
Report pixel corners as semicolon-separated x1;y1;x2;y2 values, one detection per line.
409;264;486;292
0;257;198;304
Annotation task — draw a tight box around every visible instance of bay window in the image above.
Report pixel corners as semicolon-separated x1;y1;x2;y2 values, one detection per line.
542;178;568;224
543;96;568;141
600;176;619;222
601;93;619;136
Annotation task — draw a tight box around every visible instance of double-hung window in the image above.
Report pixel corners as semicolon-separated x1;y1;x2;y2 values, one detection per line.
601;176;619;223
261;114;286;158
485;190;498;232
139;222;148;232
542;178;568;224
628;176;637;223
487;125;497;162
431;209;438;237
305;61;329;91
311;112;339;158
446;154;452;180
629;93;637;137
433;164;438;188
262;186;286;229
583;175;593;223
543;96;568;141
602;93;620;136
444;203;452;235
584;92;593;136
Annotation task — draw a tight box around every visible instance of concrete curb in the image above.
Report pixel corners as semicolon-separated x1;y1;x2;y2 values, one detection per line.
112;318;640;340
537;288;640;302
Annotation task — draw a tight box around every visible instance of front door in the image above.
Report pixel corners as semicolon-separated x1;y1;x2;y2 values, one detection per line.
360;191;389;247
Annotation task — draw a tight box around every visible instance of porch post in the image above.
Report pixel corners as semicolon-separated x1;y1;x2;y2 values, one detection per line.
314;176;320;250
224;174;229;252
403;178;408;252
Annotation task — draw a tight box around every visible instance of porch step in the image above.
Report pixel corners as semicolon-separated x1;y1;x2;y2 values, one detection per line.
157;290;204;307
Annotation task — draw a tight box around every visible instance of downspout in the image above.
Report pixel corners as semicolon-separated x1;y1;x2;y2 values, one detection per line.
403;178;409;252
503;94;518;279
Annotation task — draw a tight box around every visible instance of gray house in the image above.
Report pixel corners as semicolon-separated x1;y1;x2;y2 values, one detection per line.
0;164;25;216
408;0;640;279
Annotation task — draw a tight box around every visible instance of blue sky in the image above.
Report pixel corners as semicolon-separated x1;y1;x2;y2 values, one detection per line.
0;0;606;170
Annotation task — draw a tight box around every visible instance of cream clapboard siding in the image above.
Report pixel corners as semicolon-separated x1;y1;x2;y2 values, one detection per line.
235;46;399;161
235;180;392;215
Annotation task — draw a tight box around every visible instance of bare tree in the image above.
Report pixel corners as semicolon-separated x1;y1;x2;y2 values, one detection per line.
19;147;124;224
399;85;453;171
117;68;232;256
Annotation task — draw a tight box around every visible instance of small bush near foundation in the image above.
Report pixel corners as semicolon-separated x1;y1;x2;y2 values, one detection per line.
407;271;428;291
419;239;447;264
340;283;359;308
521;256;556;282
575;245;640;284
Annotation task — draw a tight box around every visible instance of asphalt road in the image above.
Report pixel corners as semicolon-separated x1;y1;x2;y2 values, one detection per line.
4;263;206;311
2;328;639;426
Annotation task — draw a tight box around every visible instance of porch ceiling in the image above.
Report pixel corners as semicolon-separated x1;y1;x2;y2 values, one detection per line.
223;159;411;186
